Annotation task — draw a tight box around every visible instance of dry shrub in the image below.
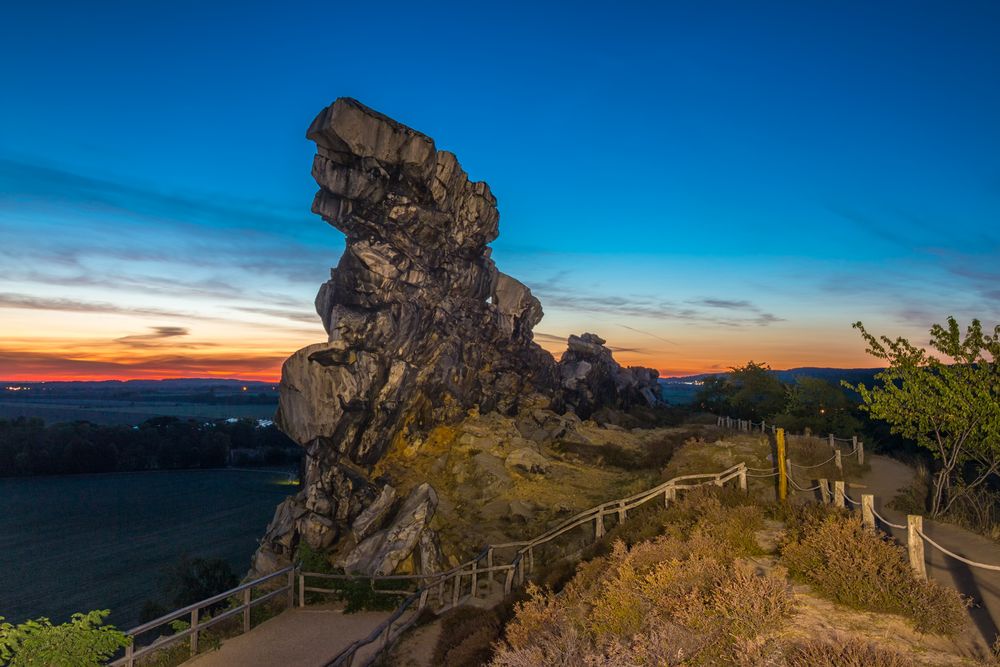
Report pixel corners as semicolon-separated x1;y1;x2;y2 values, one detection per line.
784;637;913;666
493;525;794;666
780;513;968;635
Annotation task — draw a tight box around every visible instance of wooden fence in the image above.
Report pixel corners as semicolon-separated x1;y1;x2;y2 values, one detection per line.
106;461;751;666
717;416;1000;579
321;462;749;667
109;566;296;667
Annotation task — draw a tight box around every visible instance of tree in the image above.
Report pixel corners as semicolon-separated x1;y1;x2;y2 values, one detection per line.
162;556;238;608
846;318;1000;517
694;376;734;413
728;361;788;421
0;610;130;666
779;376;861;436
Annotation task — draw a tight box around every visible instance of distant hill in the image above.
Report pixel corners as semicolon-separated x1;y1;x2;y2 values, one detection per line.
659;367;884;405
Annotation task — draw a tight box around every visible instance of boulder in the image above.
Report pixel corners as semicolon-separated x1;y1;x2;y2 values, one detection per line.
505;448;551;475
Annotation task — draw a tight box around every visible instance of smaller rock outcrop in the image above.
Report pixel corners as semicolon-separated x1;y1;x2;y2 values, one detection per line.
558;333;661;419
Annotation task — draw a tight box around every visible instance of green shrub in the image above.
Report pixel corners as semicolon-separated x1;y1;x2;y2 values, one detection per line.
0;610;130;667
780;513;969;635
784;637;912;666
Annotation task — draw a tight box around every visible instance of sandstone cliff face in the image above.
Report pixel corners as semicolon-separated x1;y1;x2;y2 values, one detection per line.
252;99;660;577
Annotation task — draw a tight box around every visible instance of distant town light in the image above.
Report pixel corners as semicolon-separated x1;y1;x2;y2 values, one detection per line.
242;386;248;391
4;386;29;391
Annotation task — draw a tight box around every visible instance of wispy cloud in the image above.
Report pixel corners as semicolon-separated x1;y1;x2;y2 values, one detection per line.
531;274;783;328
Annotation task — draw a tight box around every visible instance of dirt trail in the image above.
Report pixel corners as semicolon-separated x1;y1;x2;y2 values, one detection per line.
182;606;392;667
855;455;1000;656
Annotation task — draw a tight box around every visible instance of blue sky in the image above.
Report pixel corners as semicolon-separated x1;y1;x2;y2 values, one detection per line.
1;1;998;378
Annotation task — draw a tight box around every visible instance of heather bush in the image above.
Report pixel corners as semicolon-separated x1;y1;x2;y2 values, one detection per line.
784;637;913;666
493;522;793;666
780;513;968;635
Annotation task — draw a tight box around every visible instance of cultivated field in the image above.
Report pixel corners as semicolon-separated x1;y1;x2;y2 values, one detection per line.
0;469;296;629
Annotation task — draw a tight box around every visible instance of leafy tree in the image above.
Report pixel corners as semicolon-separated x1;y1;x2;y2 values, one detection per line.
0;610;130;666
728;361;788;421
162;556;238;609
777;376;861;436
846;318;1000;517
694;376;734;413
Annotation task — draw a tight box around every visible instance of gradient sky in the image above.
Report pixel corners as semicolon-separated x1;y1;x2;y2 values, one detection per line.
2;1;999;381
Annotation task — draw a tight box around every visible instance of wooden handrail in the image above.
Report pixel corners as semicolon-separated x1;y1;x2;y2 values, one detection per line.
110;565;296;666
324;461;748;667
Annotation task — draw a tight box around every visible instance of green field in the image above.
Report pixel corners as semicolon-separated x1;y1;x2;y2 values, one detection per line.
0;469;297;629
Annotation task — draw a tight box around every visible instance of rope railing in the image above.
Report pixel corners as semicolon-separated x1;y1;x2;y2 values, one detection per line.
827;481;1000;577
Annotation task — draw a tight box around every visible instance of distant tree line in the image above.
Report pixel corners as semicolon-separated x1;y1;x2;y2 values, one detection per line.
0;416;301;477
694;361;863;436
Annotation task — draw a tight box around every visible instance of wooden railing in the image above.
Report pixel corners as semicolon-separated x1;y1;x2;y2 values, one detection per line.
109;565;295;667
323;462;749;667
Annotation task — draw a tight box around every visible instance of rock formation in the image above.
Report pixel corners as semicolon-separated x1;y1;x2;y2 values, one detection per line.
252;99;661;577
557;333;661;419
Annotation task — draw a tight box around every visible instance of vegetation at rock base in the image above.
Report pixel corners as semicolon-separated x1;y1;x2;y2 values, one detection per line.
0;610;130;667
846;317;1000;520
295;544;401;612
780;506;969;635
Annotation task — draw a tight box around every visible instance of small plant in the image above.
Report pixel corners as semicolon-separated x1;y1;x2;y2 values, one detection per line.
0;610;131;667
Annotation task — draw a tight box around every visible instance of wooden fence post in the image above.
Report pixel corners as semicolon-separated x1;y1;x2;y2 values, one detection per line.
287;568;295;609
858;440;865;465
190;608;199;656
618;500;626;523
452;572;461;607
299;574;306;608
852;435;858;453
834;480;845;508
777;428;788;502
828;433;835;449
738;466;747;492
760;420;765;433
907;515;927;580
487;548;495;594
504;567;514;595
834;449;843;473
861;494;875;529
243;587;251;632
595;511;604;538
418;588;429;611
819;478;830;504
471;558;479;595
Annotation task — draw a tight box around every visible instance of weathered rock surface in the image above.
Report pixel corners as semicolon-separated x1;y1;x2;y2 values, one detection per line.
252;99;667;578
